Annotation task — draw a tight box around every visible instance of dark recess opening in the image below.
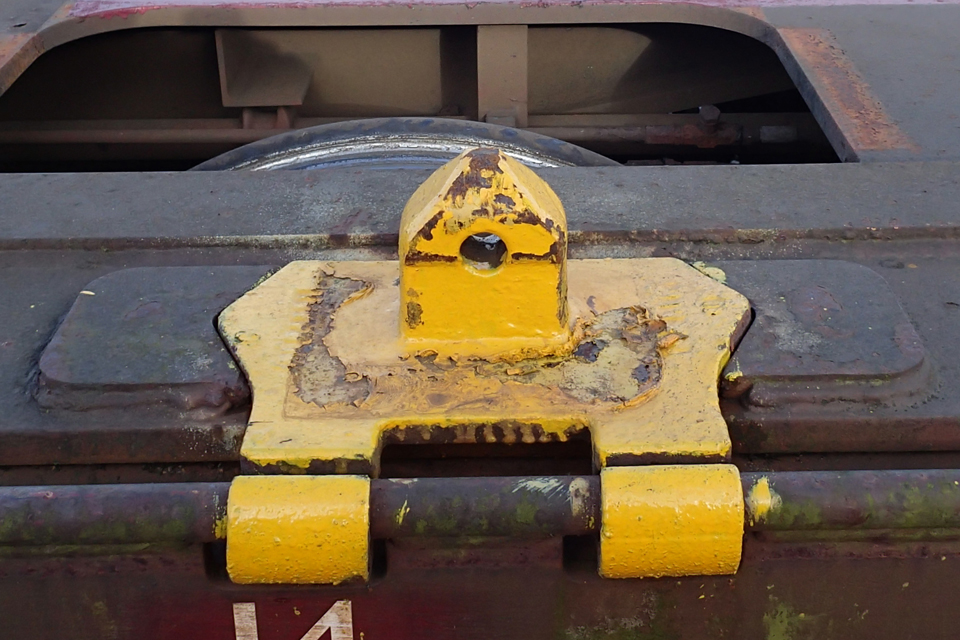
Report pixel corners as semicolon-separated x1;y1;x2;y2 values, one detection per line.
0;24;838;171
378;441;595;479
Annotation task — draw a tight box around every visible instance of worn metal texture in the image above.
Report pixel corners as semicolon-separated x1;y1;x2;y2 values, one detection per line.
4;163;960;248
36;266;272;413
742;469;960;533
1;545;959;639
766;5;960;161
1;541;960;640
775;27;918;161
8;471;960;547
370;476;598;538
2;474;960;634
7;259;940;464
719;259;931;408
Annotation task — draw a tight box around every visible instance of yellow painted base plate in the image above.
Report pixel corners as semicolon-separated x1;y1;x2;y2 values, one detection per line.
218;258;749;473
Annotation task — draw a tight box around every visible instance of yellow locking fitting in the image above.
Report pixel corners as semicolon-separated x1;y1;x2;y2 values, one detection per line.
226;475;369;585
599;464;744;579
399;148;571;358
217;146;752;584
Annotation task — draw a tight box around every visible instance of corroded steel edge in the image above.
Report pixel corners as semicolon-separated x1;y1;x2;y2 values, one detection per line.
777;27;919;158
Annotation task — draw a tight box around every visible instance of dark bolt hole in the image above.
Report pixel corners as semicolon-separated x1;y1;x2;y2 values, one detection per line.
460;233;507;271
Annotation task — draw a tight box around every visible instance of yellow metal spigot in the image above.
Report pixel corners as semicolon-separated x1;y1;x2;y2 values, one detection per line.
399;148;571;358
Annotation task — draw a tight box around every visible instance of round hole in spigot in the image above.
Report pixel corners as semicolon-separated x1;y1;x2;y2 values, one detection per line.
460;234;507;271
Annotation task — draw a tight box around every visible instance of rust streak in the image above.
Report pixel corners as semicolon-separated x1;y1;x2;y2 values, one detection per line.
780;28;918;153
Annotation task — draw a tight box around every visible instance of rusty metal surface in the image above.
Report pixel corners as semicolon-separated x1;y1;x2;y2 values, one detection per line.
767;4;960;161
370;476;599;539
719;260;931;407
741;470;960;533
0;0;955;634
776;27;918;161
0;33;42;102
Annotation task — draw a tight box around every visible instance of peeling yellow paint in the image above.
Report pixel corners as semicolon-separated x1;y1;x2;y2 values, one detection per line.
396;499;410;525
226;475;369;584
219;257;750;470
399;149;570;358
599;464;744;578
746;476;782;526
691;261;728;284
213;514;227;540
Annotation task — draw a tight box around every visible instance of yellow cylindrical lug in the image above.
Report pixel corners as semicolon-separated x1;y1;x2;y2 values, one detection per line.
226;475;369;585
599;464;744;579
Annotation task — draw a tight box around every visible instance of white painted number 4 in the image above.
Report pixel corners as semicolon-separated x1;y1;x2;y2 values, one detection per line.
233;600;354;640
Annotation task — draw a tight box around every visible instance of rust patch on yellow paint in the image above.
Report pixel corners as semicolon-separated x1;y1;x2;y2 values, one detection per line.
296;282;671;412
779;28;918;153
745;475;782;526
599;464;744;579
226;475;369;585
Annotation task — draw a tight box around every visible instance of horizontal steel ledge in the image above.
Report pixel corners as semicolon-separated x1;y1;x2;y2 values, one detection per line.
2;471;960;546
3;163;960;248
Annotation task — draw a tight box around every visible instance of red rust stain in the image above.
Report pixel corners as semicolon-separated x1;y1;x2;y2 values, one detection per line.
780;27;919;153
0;33;44;96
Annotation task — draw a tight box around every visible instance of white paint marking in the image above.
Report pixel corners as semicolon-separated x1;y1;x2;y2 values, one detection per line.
233;603;259;640
514;478;564;495
569;477;590;519
299;601;354;640
233;600;354;640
